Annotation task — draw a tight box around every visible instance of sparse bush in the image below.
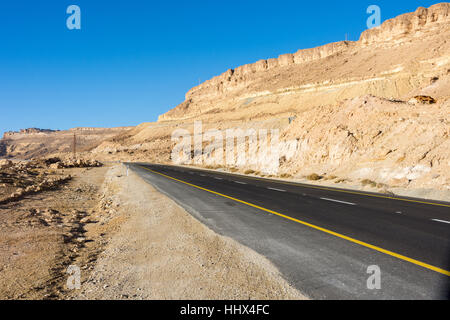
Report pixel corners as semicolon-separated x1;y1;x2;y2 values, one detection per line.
396;155;406;163
361;179;377;188
204;164;220;170
244;169;256;175
376;182;388;189
306;173;322;181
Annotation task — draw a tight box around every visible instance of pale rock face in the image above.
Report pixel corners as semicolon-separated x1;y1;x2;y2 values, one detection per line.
359;3;450;44
159;3;450;122
177;40;355;109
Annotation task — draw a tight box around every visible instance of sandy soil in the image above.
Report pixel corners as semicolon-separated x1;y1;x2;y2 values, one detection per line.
73;165;306;300
0;165;109;299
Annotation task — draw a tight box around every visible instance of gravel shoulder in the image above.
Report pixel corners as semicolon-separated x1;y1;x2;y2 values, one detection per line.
73;164;306;300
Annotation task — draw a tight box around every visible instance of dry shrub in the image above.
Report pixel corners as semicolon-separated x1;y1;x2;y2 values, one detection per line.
376;182;388;189
396;155;406;163
361;179;377;188
306;173;322;181
204;164;220;170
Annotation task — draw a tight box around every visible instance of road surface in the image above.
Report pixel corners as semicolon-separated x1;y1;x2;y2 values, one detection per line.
129;163;450;299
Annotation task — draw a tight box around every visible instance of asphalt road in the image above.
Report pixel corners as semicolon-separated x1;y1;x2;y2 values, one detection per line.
129;163;450;299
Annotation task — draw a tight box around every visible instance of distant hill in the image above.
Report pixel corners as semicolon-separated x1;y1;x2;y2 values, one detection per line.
0;127;133;159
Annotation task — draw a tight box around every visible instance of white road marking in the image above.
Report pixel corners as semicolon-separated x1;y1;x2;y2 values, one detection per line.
234;181;247;185
431;219;450;224
268;187;286;192
214;177;223;180
395;211;402;214
200;174;206;177
320;197;356;206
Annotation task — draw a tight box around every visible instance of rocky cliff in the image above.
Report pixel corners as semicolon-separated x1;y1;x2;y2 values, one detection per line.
360;3;450;44
159;3;450;122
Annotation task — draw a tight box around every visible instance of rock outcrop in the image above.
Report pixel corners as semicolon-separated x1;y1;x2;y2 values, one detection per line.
0;158;73;204
3;128;58;138
159;3;450;122
360;3;450;44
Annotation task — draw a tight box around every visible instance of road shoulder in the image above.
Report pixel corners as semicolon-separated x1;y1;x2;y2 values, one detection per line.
74;165;306;299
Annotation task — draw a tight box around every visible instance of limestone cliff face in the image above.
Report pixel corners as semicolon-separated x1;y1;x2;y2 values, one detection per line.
159;3;450;122
160;40;354;120
185;41;352;98
360;3;450;44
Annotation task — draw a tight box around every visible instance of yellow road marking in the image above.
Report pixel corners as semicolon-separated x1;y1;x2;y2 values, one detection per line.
140;165;450;277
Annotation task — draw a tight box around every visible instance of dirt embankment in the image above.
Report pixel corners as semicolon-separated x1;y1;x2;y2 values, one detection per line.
73;165;306;300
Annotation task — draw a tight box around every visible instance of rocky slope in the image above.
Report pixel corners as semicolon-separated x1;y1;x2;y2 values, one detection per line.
277;95;450;199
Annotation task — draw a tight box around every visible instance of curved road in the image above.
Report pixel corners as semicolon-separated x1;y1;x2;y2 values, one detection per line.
129;163;450;299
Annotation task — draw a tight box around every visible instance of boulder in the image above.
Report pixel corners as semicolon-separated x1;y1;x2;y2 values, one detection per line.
408;95;437;104
49;162;63;169
0;159;13;169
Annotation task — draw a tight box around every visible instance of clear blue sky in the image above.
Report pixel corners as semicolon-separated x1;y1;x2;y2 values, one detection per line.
0;0;442;136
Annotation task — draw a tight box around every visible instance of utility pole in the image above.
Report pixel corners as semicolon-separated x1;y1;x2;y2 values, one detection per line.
73;133;76;159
